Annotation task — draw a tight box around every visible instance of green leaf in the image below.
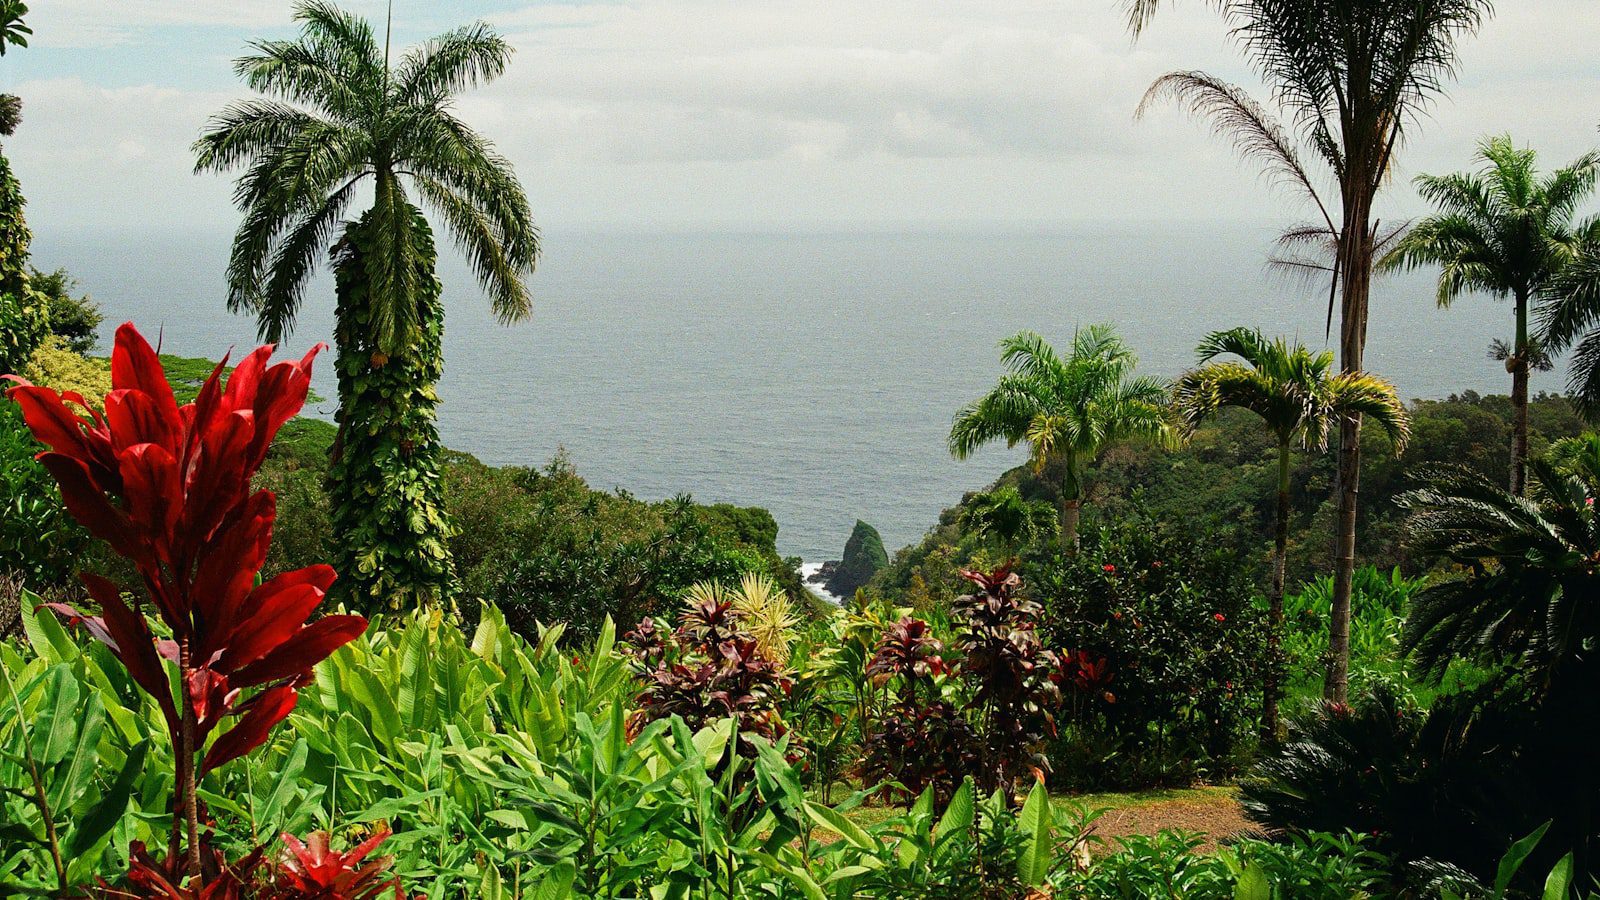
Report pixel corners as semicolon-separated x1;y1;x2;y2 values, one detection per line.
531;862;576;900
30;665;79;767
1495;821;1551;895
1016;781;1053;886
63;739;148;859
256;739;309;829
1542;853;1574;900
1233;861;1271;900
802;801;877;852
933;778;974;844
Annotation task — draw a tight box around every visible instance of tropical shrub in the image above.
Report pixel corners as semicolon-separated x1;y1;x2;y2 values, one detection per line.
623;592;794;756
5;324;366;887
1240;686;1545;887
951;566;1064;799
0;150;45;378
0;401;87;589
31;266;102;354
1026;518;1266;790
858;615;974;803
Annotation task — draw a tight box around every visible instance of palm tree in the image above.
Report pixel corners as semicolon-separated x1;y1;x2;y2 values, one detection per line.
1133;0;1491;703
957;484;1057;555
949;326;1173;551
1540;239;1600;418
1173;327;1408;737
1399;459;1600;875
195;1;539;610
1379;136;1600;496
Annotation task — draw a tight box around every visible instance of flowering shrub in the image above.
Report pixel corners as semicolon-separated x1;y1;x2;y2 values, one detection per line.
1025;519;1265;790
6;323;367;881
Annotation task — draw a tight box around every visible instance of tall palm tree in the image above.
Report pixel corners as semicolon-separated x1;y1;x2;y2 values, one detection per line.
1380;136;1600;496
1173;327;1408;737
1132;0;1491;702
195;1;539;610
949;326;1173;551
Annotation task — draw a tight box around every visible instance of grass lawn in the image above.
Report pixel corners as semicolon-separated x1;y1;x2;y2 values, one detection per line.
818;786;1250;851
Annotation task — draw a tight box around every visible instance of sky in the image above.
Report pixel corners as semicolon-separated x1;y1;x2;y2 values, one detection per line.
4;0;1598;236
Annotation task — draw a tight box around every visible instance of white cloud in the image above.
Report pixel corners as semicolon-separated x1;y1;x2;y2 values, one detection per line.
5;0;1598;231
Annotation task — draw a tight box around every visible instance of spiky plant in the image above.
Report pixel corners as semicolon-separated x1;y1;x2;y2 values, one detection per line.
1133;0;1492;703
1380;135;1600;495
194;1;540;610
1174;327;1408;737
1399;460;1600;879
949;326;1173;551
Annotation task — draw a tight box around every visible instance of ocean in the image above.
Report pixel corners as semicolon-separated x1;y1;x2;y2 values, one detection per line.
32;225;1516;562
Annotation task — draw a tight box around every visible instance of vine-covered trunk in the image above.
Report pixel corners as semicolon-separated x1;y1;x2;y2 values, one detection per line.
1328;198;1374;705
1510;290;1531;496
1264;440;1290;740
328;202;458;611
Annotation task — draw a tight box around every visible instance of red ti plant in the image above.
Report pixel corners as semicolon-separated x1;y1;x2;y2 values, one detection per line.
273;829;404;900
5;323;368;879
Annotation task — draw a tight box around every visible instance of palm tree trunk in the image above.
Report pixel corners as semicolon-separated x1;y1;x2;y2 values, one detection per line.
1060;496;1081;554
1510;289;1531;495
1327;206;1374;705
1264;439;1290;741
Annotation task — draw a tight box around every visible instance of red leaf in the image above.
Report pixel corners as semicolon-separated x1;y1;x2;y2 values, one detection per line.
117;443;183;562
80;574;177;728
228;616;367;688
201;685;298;775
39;453;141;558
110;322;179;419
215;574;332;675
7;384;94;459
104;388;183;457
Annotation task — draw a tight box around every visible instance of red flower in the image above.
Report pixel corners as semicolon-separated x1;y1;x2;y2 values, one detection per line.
275;829;403;899
1212;613;1226;623
1102;564;1116;573
6;323;366;775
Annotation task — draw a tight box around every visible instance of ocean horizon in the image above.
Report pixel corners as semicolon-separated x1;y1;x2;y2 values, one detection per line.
33;224;1524;562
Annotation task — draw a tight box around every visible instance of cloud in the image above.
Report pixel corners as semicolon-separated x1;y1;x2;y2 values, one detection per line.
5;0;1597;231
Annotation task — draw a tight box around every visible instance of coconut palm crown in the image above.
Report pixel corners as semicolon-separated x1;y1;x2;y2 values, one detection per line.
193;0;539;354
949;325;1173;550
1381;135;1600;494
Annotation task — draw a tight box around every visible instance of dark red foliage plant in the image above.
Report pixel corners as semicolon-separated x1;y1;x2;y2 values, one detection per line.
272;829;404;900
951;565;1063;801
859;616;975;804
623;594;793;751
5;323;368;884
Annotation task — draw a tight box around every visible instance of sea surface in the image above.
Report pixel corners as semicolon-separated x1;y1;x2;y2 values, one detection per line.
33;226;1519;562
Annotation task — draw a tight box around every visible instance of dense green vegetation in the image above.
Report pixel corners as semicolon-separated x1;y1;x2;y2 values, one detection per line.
5;0;1600;896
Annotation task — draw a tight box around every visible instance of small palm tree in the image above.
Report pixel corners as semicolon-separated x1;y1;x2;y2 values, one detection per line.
957;484;1057;555
950;326;1173;552
195;1;539;610
1174;327;1409;737
1380;136;1600;495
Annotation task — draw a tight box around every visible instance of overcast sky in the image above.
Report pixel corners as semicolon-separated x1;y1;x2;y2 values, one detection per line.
5;0;1597;235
